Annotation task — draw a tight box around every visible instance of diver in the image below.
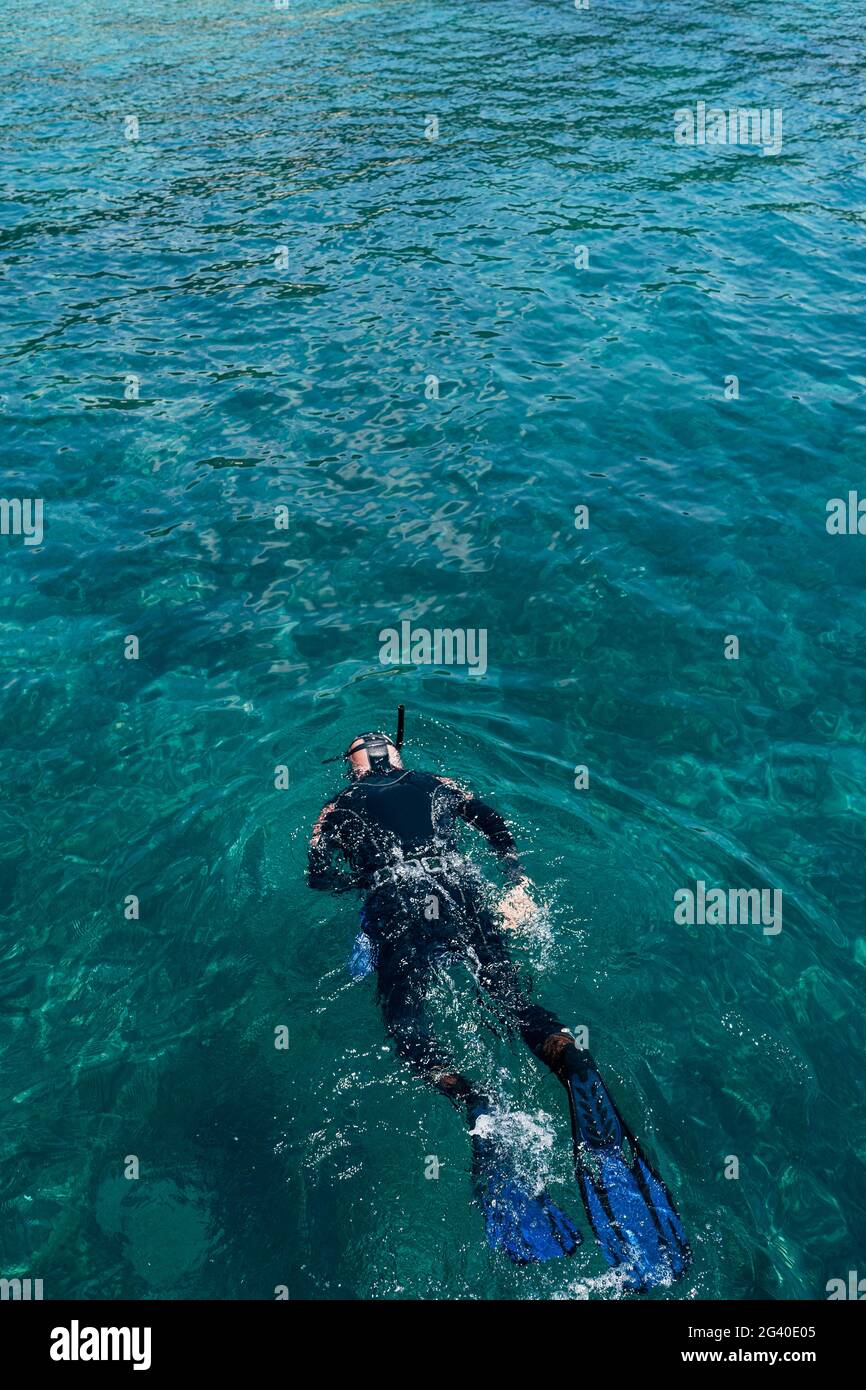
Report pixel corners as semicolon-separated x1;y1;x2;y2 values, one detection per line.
307;709;690;1286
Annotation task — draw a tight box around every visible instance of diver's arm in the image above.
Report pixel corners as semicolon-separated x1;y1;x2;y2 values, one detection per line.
458;798;526;886
443;780;526;887
307;803;359;893
441;778;535;930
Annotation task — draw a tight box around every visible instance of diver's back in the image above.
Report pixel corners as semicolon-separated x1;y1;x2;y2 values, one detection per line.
341;769;440;856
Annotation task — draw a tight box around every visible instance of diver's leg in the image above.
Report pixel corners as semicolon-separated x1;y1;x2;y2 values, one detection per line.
465;915;569;1065
376;945;489;1114
375;936;580;1264
468;921;634;1086
467;919;690;1287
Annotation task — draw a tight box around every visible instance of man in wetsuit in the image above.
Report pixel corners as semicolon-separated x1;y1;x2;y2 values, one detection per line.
306;727;583;1263
306;727;691;1281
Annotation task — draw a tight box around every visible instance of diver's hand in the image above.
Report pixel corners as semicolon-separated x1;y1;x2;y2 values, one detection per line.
497;876;536;931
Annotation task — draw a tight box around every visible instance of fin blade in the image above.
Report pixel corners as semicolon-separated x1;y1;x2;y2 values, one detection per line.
473;1131;581;1265
567;1064;691;1290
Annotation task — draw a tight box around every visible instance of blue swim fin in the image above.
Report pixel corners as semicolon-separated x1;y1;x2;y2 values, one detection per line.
470;1117;581;1265
563;1052;690;1290
348;930;376;979
348;908;378;979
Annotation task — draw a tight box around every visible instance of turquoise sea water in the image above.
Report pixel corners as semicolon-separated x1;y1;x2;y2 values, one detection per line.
2;0;865;1300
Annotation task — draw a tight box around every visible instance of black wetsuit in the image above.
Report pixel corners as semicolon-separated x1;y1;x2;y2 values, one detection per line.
307;767;565;1111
